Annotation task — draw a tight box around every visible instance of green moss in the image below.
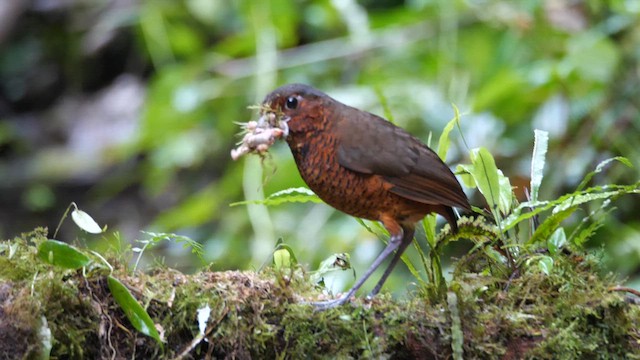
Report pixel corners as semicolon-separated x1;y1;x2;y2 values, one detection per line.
0;229;638;358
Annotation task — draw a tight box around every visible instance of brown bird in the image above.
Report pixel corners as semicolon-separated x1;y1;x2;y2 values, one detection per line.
260;84;470;309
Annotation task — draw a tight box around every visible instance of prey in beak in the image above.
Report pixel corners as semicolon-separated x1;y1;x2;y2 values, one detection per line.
230;105;289;160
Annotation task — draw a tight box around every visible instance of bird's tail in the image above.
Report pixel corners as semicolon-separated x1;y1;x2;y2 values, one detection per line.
442;206;459;233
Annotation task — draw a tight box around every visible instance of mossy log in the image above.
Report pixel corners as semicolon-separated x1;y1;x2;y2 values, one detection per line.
1;229;638;359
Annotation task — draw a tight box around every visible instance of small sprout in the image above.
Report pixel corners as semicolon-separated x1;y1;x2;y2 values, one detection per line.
71;206;104;234
310;253;353;285
270;239;298;271
231;104;289;160
53;202;105;239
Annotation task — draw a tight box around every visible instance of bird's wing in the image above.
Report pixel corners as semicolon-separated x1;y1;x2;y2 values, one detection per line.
335;106;469;210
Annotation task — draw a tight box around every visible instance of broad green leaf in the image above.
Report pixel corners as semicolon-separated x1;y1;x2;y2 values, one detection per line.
455;164;478;189
469;147;500;206
497;170;513;216
530;130;548;202
468;147;512;215
547;227;566;256
230;187;321;207
107;276;163;344
38;240;91;269
71;209;103;234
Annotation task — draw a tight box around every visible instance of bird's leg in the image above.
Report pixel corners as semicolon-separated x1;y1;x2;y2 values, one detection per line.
310;229;405;310
368;226;415;298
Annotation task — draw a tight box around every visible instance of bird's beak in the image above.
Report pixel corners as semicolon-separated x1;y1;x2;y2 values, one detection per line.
257;111;289;138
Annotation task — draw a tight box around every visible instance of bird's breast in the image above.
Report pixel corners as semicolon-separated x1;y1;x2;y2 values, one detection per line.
286;132;430;223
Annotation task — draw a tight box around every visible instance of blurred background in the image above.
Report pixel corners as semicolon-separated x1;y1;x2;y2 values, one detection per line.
1;0;638;294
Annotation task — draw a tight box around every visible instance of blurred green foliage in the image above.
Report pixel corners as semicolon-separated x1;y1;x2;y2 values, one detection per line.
0;0;638;293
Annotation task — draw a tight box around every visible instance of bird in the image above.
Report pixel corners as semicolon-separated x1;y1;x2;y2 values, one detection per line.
259;83;470;309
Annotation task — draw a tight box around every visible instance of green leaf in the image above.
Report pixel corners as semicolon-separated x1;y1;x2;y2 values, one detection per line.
355;218;378;236
554;190;619;213
571;212;608;247
140;231;204;257
422;214;438;249
71;208;103;234
273;238;298;269
576;157;632;192
568;198;616;247
107;276;163;344
527;206;576;246
501;182;639;231
468;147;512;216
273;248;291;270
38;240;91;269
526;255;554;276
483;245;507;266
437;105;459;160
530;129;548;202
230;187;322;207
133;232;204;273
404;240;428;290
455;164;478;189
547;228;566;256
537;256;554;276
497;170;513;216
310;253;352;284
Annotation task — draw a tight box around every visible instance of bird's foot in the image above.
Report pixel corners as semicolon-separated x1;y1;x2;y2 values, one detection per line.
303;295;353;311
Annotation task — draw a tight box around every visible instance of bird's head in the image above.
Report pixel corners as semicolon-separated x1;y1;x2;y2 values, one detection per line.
259;83;331;137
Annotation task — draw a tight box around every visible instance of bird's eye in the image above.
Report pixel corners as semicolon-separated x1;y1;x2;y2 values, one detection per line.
285;96;299;110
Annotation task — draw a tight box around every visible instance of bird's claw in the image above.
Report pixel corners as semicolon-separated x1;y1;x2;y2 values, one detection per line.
301;295;353;311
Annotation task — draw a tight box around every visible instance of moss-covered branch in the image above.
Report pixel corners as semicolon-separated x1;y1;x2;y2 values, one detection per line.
0;228;638;359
